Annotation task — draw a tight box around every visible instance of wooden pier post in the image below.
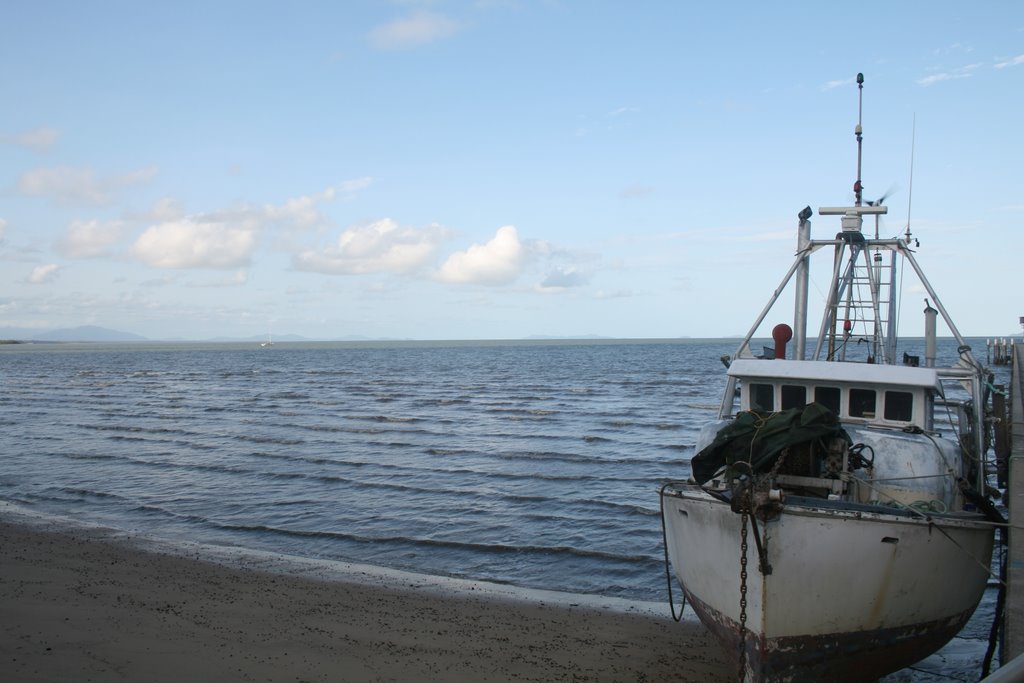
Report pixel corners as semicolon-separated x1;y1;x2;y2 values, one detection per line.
1006;344;1024;658
996;388;1010;489
990;338;1016;366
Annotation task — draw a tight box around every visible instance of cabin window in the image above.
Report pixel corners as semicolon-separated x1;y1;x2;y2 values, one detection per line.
849;388;876;419
781;385;807;410
750;383;774;412
884;390;914;422
814;386;841;415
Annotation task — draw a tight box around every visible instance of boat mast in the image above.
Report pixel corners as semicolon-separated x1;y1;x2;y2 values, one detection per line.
854;73;864;208
828;74;866;359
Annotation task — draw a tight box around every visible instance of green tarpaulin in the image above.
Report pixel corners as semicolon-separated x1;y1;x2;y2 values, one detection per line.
690;402;850;485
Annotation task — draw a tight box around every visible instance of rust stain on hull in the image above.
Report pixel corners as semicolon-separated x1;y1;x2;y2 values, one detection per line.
685;589;976;682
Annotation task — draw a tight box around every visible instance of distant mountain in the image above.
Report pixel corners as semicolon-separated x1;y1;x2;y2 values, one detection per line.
0;327;35;341
32;325;149;342
0;325;149;342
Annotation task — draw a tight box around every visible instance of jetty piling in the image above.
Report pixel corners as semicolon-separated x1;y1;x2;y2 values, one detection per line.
1005;343;1024;659
990;338;1015;366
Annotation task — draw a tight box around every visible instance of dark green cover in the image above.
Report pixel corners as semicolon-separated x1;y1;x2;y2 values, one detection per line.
690;402;850;485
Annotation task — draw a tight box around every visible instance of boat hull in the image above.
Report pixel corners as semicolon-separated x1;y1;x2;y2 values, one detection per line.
661;485;994;682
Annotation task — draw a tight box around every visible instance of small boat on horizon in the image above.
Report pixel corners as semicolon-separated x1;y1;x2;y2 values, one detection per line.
659;73;1000;682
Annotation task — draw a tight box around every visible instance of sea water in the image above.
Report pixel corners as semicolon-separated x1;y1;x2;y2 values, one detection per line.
0;337;1007;677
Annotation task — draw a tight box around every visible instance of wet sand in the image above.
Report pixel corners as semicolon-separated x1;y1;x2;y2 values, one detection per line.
0;516;728;682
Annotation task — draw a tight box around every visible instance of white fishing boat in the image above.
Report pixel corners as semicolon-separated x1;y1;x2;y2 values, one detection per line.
659;74;999;682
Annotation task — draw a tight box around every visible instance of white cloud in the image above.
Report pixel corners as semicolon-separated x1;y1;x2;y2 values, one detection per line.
293;218;448;275
150;197;186;222
28;263;61;284
539;266;589;290
369;10;461;50
822;77;855;91
436;225;524;285
132;218;257;269
265;179;373;231
265;187;337;228
916;72;970;86
19;167;105;204
917;63;980;87
3;127;61;150
116;166;160;185
339;176;373;194
0;218;7;243
18;165;158;206
124;180;372;271
995;54;1024;69
265;195;326;228
56;219;130;258
122;197;187;224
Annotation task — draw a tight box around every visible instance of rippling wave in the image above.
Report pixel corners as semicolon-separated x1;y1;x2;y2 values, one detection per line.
2;338;976;602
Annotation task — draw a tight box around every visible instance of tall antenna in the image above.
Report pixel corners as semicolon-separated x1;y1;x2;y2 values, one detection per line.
854;72;864;206
905;114;916;243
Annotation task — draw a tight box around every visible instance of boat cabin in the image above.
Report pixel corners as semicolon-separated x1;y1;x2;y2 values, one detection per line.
727;358;939;431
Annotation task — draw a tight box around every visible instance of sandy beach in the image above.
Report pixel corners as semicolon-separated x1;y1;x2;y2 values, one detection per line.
0;515;728;682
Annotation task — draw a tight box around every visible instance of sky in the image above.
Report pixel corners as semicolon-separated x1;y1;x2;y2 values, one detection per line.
1;1;1022;341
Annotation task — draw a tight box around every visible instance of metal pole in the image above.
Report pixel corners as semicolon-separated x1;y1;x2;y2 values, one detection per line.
899;244;971;352
817;242;856;361
825;241;845;360
855;73;864;207
861;246;887;363
886;250;898;364
729;252;808;364
794;209;812;360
